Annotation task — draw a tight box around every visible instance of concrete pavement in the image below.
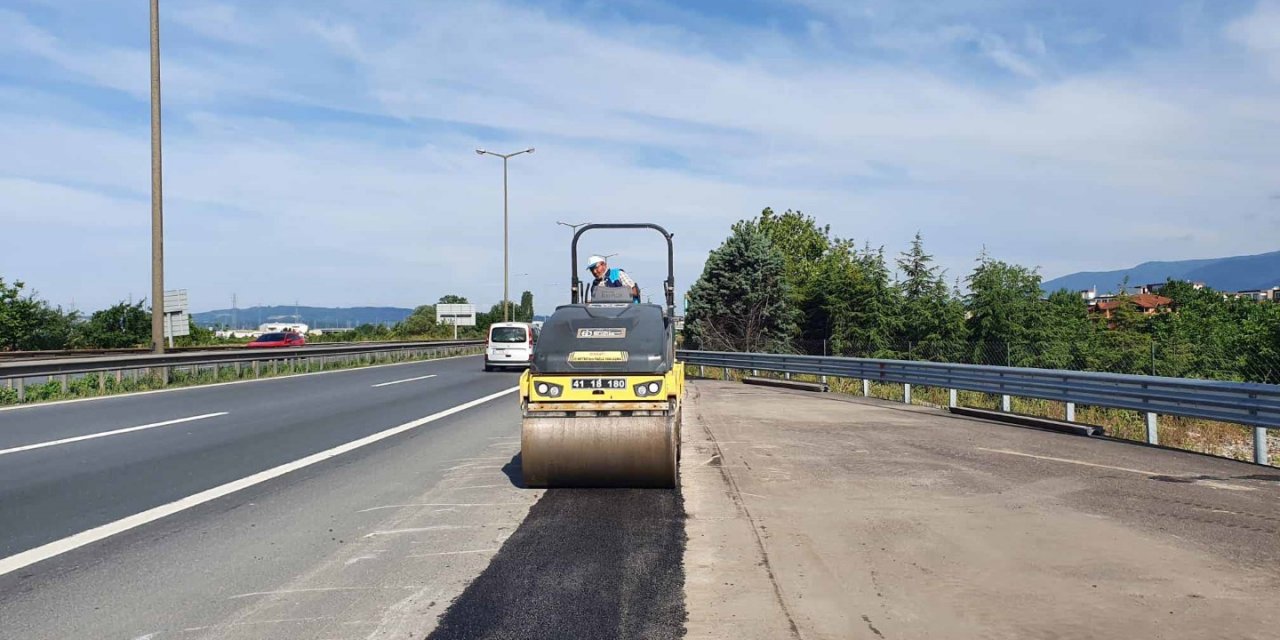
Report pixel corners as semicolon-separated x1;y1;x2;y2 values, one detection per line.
681;380;1280;640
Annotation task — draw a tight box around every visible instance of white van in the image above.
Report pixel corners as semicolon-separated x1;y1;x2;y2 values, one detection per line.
484;322;537;371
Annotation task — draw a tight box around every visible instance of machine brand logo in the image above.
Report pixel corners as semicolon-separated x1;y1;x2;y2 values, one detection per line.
577;328;626;339
568;351;630;363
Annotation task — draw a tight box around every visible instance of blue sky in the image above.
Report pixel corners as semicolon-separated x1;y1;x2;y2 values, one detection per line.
2;0;1279;314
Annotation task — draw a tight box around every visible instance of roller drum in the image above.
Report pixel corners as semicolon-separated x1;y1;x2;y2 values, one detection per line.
521;412;680;488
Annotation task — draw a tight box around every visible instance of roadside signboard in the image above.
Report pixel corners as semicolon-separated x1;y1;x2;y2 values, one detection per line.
163;289;190;343
437;303;477;339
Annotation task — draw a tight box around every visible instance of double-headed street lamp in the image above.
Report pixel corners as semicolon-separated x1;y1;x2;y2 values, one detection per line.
476;147;535;322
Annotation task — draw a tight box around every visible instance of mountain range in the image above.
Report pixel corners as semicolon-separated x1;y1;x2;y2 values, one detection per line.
1042;250;1280;294
193;306;413;329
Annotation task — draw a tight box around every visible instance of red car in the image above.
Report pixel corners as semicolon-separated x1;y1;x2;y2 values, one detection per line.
246;332;306;348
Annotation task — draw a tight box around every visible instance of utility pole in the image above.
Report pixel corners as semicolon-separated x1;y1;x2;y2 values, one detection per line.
149;0;166;353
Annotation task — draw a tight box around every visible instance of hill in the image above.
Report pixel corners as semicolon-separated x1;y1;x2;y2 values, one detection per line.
193;305;414;329
1042;250;1280;293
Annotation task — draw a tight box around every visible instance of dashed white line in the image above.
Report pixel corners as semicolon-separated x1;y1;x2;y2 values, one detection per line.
0;412;228;457
371;374;438;388
0;387;518;578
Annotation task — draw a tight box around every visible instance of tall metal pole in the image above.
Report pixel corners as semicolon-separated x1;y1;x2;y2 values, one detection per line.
149;0;165;353
475;147;533;323
503;156;509;322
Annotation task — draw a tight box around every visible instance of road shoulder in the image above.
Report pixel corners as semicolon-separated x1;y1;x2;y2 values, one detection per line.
681;380;1280;640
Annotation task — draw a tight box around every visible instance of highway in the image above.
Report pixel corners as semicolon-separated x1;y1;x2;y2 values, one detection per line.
1;360;1277;638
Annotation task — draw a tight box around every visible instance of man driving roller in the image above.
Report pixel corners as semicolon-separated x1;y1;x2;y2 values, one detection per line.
585;254;640;303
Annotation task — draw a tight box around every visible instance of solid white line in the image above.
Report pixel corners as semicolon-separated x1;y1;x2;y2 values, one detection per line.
976;447;1256;491
371;374;437;388
363;525;485;537
409;548;499;558
0;353;480;413
0;386;518;578
356;503;526;513
0;412;228;457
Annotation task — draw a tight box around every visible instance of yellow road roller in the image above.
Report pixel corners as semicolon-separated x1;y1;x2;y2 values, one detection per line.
519;223;683;488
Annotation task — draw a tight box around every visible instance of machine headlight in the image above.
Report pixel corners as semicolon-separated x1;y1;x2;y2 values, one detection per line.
634;381;662;397
534;382;563;398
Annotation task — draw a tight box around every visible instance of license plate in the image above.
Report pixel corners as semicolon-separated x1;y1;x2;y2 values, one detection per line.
571;378;627;390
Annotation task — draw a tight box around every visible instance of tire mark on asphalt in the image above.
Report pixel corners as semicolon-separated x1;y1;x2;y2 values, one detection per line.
426;486;686;640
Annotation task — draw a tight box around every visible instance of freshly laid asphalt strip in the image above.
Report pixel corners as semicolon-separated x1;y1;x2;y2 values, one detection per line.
427;478;686;640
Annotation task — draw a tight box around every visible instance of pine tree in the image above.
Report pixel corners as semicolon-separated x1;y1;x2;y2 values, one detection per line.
686;220;798;353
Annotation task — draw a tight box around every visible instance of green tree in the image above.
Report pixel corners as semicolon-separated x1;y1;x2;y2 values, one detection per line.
964;251;1044;366
516;290;534;322
0;278;78;351
686;219;797;352
76;300;151;348
896;233;964;360
394;305;440;337
756;207;834;343
826;244;901;357
438;294;469;305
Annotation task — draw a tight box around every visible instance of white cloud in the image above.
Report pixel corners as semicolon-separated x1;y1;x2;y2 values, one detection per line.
1227;0;1280;78
3;0;1280;311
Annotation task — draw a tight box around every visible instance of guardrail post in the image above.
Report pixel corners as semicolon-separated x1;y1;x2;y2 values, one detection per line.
862;379;869;397
1001;394;1011;412
1146;412;1159;445
162;366;169;386
903;383;911;404
16;378;25;402
1065;402;1075;422
253;360;260;378
949;388;957;408
272;359;278;376
60;374;68;394
699;365;705;378
99;372;106;393
1254;428;1268;465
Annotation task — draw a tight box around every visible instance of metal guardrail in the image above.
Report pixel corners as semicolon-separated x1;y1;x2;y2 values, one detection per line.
0;340;402;361
679;350;1278;466
0;340;485;402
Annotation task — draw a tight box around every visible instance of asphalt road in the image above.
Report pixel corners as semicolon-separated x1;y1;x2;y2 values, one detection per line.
0;354;515;560
3;360;1277;639
0;355;540;638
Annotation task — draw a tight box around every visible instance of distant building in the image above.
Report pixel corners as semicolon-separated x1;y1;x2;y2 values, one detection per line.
1139;281;1204;295
1228;287;1280;302
1090;293;1174;320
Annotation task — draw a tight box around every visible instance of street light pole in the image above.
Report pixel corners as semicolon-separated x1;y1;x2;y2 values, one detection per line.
476;147;534;322
149;0;165;353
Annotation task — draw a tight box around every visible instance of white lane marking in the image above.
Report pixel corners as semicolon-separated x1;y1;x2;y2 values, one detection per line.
409;548;499;558
229;586;417;599
0;353;480;413
0;412;228;457
445;484;508;491
371;374;437;388
363;525;486;538
0;387;518;578
356;503;525;513
976;448;1256;491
